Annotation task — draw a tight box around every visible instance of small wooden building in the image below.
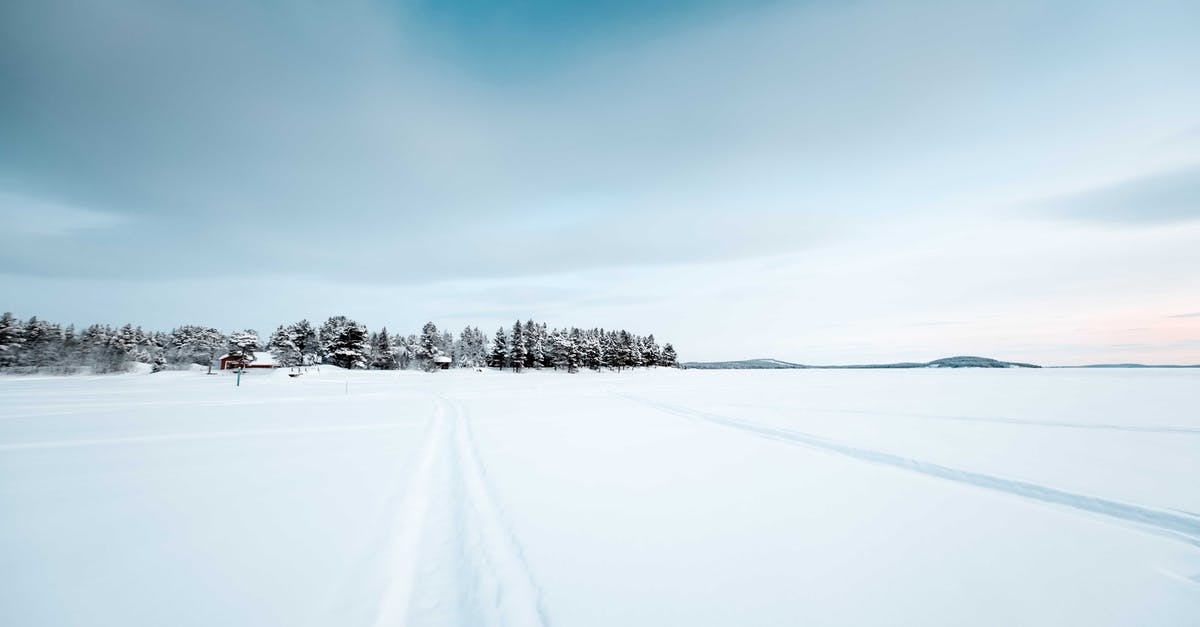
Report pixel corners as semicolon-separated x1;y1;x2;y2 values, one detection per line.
219;353;278;370
433;356;452;370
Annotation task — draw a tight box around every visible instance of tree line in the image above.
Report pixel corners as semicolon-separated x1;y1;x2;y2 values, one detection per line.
0;312;679;374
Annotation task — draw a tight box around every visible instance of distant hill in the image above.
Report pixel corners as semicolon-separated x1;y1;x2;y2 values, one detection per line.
682;355;1041;369
925;356;1040;368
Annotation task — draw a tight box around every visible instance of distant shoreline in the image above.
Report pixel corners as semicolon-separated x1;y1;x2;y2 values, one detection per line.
682;356;1200;370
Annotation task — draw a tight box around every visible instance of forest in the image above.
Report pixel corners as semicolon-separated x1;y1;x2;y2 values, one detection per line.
0;312;678;374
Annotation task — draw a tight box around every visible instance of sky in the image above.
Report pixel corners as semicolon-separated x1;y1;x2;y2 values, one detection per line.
1;0;1198;365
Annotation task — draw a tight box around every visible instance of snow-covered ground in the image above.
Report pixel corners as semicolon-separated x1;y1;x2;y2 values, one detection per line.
1;368;1198;626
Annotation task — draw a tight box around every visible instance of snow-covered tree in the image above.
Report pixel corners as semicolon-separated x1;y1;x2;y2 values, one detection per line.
319;316;369;369
582;329;603;370
441;330;455;366
661;343;678;367
415;322;442;371
0;312;680;377
269;320;319;368
510;320;527;372
19;317;61;368
453;326;487;368
226;329;260;368
370;327;398;370
489;327;508;369
526;320;545;369
172;325;226;373
642;334;661;367
0;312;24;367
394;333;417;370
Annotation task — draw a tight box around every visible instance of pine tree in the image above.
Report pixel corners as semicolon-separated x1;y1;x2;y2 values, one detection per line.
489;327;508;369
61;324;78;369
441;330;455;366
268;325;297;367
395;334;417;370
527;319;545;369
371;327;398;369
227;329;260;367
0;312;24;367
0;313;682;377
267;320;318;368
19;317;60;368
455;326;486;368
582;329;603;370
416;322;441;371
281;319;319;367
642;334;661;367
510;320;527;372
172;325;226;373
661;343;678;367
319;316;370;369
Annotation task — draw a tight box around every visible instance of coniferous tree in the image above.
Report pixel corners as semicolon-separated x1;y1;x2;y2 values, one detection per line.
642;334;661;367
416;322;441;371
61;324;78;368
661;343;679;367
489;327;508;369
0;312;680;376
550;329;570;371
370;327;399;369
510;320;527;372
441;330;455;366
526;319;545;369
0;312;24;367
582;329;603;370
172;325;226;373
454;326;486;368
470;326;488;367
319;316;370;369
20;317;60;368
227;329;260;367
268;319;320;368
394;334;416;370
269;325;296;366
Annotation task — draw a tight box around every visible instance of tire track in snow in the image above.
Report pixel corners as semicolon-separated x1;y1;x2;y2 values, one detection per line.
442;396;549;627
617;393;1200;547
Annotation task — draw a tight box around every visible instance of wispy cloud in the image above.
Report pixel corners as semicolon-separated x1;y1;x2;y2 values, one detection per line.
1168;312;1200;318
0;192;127;237
1;0;1199;365
1043;165;1200;225
3;0;1199;284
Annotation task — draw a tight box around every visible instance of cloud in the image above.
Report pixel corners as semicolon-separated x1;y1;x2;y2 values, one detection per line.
1044;165;1200;225
1168;312;1200;318
1;0;1199;287
0;192;126;237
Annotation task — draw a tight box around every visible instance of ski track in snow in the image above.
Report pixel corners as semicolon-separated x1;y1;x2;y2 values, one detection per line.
0;422;403;450
617;393;1200;547
0;393;393;420
725;402;1200;435
371;403;446;627
371;395;547;627
442;396;548;627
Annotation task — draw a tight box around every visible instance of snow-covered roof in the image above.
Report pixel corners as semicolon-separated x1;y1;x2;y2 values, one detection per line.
218;352;278;366
433;356;453;363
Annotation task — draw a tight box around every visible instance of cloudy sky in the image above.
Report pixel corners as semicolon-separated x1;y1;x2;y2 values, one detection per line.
2;0;1198;365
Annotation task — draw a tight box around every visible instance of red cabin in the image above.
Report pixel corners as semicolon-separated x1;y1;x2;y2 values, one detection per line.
218;353;278;370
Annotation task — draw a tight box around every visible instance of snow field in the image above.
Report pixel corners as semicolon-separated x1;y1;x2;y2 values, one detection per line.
1;367;1198;626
